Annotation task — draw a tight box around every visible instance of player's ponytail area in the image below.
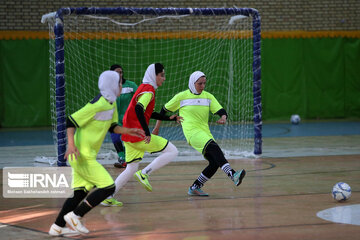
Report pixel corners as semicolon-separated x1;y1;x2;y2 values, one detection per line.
0;121;360;239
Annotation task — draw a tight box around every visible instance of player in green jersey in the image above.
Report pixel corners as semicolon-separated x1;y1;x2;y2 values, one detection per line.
110;64;138;168
49;70;144;236
153;71;246;196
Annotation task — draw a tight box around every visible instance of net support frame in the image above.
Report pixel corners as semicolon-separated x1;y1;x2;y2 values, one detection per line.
51;7;262;166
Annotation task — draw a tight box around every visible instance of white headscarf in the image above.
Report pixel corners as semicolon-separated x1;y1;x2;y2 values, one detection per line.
142;64;158;90
98;70;120;103
189;71;205;94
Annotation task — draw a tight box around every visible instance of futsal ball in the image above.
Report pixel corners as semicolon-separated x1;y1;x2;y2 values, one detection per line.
290;114;301;125
332;182;351;201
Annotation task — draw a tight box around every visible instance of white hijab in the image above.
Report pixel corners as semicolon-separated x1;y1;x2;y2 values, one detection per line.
98;70;120;103
189;71;205;94
142;64;158;90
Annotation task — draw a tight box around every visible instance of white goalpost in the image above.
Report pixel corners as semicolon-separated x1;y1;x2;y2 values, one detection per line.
41;7;262;166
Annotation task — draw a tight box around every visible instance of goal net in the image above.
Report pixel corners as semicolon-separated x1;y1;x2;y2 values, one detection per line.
42;7;262;166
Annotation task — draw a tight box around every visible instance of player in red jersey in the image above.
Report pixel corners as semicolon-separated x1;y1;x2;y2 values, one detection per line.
102;63;182;205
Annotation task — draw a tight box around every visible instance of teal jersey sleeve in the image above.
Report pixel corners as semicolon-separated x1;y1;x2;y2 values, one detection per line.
129;81;138;92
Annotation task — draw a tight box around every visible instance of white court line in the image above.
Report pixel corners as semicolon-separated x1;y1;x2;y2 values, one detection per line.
317;204;360;226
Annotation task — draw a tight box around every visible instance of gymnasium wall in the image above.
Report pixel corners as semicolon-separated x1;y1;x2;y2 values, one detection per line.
0;39;50;127
262;36;360;120
0;0;360;127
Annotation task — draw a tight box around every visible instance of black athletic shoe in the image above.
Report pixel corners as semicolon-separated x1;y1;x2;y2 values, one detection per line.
114;160;127;168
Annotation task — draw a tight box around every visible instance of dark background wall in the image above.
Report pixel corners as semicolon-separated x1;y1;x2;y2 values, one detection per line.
1;0;359;31
0;0;360;127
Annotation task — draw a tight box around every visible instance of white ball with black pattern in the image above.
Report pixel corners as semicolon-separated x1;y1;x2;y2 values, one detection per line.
290;114;301;125
332;182;351;201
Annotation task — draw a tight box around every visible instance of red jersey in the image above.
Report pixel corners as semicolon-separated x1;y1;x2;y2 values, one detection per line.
122;84;156;143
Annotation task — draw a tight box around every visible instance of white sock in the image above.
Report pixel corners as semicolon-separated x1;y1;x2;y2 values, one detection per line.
142;142;178;175
221;163;235;179
111;162;139;197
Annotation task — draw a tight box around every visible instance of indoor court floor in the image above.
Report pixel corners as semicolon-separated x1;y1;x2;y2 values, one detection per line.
0;120;359;239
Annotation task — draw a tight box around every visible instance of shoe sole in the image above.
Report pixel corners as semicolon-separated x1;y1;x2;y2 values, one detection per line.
100;202;124;207
134;173;152;192
64;215;89;234
62;231;81;237
114;163;126;168
49;231;80;237
188;192;209;197
187;189;209;197
100;202;123;207
235;169;246;186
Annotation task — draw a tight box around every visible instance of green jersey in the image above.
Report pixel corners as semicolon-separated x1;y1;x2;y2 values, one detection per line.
69;95;118;159
116;80;138;125
164;89;223;142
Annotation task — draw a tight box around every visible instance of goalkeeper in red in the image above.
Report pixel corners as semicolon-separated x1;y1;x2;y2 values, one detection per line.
153;71;246;196
48;71;144;236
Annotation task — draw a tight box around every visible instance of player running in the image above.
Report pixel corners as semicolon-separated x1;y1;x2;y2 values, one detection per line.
48;70;144;236
102;63;182;206
153;71;246;196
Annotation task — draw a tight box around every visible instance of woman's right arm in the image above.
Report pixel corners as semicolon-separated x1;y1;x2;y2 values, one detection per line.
134;103;151;143
152;120;162;135
64;126;79;160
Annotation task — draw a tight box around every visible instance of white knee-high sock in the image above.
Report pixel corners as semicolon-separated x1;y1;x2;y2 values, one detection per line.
142;142;178;175
113;162;139;196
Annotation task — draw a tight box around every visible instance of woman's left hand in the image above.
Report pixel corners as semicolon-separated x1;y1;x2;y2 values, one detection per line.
216;115;227;124
170;114;183;124
128;128;145;138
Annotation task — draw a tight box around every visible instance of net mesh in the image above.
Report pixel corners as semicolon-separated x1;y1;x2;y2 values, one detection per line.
46;10;257;163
